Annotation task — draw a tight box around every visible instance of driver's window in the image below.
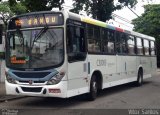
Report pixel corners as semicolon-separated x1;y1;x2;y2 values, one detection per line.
67;23;86;62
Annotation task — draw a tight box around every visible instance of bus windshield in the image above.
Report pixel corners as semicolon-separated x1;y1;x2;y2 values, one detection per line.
6;28;64;69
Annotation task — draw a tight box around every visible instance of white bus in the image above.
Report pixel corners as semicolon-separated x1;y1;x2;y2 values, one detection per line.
5;11;157;100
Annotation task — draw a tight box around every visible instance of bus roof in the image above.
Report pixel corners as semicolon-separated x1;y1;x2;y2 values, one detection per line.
67;11;155;41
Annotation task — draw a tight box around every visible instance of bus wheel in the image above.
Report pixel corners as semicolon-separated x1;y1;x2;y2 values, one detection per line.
136;70;143;86
88;75;97;101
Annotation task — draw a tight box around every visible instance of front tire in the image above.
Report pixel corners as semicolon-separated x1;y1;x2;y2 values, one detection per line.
88;75;98;101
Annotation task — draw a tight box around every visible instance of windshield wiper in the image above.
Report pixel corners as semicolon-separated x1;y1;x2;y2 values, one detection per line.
31;26;48;50
16;28;24;45
15;28;25;52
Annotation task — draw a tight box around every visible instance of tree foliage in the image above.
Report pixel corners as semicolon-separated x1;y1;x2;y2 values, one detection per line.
9;0;64;12
9;2;27;15
0;2;13;28
132;4;160;41
0;1;27;30
70;0;137;22
132;4;160;67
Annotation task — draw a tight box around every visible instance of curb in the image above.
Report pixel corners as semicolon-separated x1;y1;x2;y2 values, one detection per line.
0;96;26;102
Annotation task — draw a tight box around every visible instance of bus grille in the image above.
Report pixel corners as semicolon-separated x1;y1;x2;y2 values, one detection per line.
19;81;45;84
13;72;51;78
21;87;42;93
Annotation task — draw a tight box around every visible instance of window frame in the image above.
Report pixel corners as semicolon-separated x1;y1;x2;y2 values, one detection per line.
150;40;156;56
127;35;136;55
66;19;87;63
115;31;128;55
143;39;150;56
87;24;102;54
101;28;115;55
136;37;144;55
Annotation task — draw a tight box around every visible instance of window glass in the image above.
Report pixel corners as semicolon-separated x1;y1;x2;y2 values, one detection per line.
87;25;101;53
7;28;64;69
108;30;115;53
121;34;128;54
94;27;100;39
127;35;135;55
67;24;86;62
150;41;155;56
115;32;121;53
87;25;94;40
116;32;127;54
136;37;143;55
101;29;115;54
144;39;149;55
88;39;101;52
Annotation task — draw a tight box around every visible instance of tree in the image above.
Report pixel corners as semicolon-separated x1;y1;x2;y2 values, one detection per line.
0;2;13;28
9;0;64;12
70;0;137;22
132;4;160;67
9;2;27;15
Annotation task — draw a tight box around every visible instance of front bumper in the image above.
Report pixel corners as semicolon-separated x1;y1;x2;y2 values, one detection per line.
5;80;68;98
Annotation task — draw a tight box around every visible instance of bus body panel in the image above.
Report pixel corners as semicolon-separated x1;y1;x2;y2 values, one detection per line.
151;56;157;72
67;60;89;97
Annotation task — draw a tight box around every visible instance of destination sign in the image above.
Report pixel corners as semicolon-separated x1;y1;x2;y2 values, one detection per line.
9;13;63;29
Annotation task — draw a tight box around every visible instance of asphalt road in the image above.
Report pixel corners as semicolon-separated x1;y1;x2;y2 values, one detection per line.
0;71;160;115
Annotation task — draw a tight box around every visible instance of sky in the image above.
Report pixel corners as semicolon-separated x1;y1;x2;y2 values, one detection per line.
114;0;160;21
113;0;160;30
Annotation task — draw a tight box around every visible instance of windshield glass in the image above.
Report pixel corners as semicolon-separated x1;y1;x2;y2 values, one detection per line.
6;28;64;69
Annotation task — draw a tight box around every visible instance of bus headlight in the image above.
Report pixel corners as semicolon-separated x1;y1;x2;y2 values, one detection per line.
47;71;65;85
6;74;17;84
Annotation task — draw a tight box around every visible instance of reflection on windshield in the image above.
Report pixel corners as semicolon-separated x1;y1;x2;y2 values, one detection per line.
7;28;64;69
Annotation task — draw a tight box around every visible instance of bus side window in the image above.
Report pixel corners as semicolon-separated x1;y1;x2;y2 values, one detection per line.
121;33;128;54
150;41;156;56
87;25;101;53
115;32;122;54
107;29;115;54
144;39;150;55
67;25;74;53
115;32;128;54
67;25;86;62
136;37;143;55
127;35;136;55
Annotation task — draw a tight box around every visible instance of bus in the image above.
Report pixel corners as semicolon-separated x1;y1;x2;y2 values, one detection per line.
5;11;157;100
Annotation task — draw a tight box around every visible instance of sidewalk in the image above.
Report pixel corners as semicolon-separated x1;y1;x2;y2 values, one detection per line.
0;82;24;102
